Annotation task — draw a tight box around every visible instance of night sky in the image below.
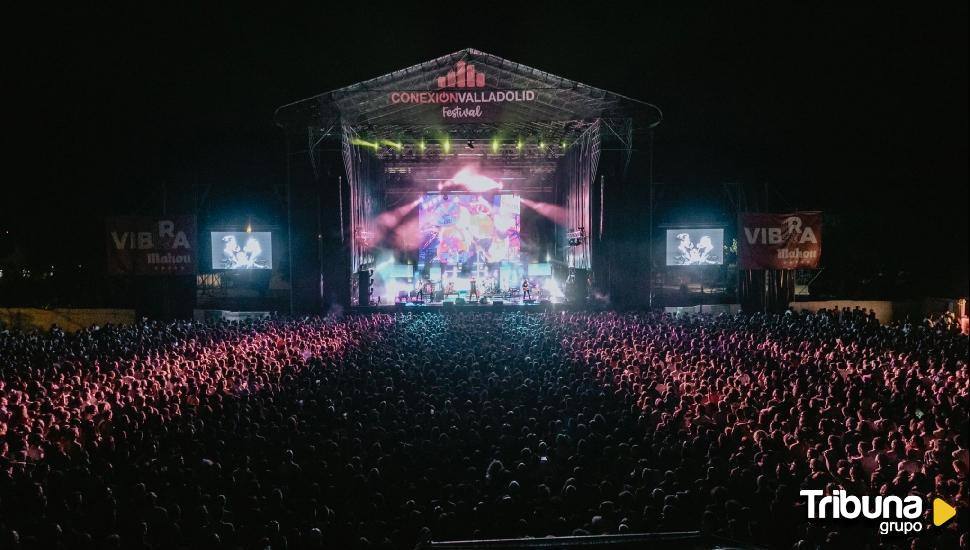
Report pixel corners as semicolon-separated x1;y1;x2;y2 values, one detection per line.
5;5;968;296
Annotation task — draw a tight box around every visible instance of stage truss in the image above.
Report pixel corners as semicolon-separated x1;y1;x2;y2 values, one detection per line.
276;48;661;306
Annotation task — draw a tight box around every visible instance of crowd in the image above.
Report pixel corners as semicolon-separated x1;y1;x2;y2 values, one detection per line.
0;308;966;549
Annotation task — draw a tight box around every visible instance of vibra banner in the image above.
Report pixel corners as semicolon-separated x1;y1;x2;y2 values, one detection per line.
106;216;197;275
738;212;822;269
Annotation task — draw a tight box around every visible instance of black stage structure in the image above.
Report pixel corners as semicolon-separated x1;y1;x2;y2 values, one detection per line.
276;49;662;313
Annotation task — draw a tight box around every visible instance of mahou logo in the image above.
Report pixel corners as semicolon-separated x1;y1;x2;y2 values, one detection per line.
437;61;486;89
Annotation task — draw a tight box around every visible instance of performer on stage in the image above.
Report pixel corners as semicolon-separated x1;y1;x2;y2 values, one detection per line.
469;277;480;300
485;274;498;295
522;277;532;301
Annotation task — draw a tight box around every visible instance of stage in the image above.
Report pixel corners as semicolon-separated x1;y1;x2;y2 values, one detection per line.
275;48;662;312
351;300;602;314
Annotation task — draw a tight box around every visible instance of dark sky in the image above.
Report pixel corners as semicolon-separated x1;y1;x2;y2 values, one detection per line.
5;4;968;294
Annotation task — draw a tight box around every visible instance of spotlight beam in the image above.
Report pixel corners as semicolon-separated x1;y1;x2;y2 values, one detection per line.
521;198;569;226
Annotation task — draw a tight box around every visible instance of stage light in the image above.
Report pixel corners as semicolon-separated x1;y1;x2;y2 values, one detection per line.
543;277;565;300
516;139;523;150
351;138;379;149
561;141;567;148
246;223;252;233
566;227;586;246
448;166;502;192
383;140;403;150
419;140;426;152
520;198;569;226
492;139;499;153
539;141;546;150
443;139;451;153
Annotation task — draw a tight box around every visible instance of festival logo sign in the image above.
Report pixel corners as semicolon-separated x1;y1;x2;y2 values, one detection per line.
436;60;487;88
106;216;197;275
388;61;537;121
738;212;822;269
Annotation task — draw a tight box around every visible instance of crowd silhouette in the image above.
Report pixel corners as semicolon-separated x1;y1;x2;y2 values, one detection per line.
0;308;966;549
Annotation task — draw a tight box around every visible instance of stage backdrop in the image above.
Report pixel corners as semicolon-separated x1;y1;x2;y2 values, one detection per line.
106;216;197;275
738;212;822;269
418;194;520;268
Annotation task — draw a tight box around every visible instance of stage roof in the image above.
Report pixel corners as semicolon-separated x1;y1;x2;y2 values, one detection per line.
275;48;662;141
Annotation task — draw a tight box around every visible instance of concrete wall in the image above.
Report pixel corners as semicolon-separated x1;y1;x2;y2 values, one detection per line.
664;304;742;316
0;308;136;332
789;300;895;323
662;299;958;324
193;310;271;323
790;299;956;324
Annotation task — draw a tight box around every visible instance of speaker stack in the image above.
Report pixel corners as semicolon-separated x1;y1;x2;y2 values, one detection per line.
357;270;372;306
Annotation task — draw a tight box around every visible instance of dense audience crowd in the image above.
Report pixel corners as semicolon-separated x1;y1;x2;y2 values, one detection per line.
0;308;966;549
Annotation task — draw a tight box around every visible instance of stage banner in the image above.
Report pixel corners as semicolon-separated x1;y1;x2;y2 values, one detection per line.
106;216;197;275
738;212;822;270
372;61;602;124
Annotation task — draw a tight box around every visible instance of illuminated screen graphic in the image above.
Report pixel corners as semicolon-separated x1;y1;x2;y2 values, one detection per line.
528;263;552;276
665;228;724;266
389;264;414;278
211;232;273;269
418;194;520;267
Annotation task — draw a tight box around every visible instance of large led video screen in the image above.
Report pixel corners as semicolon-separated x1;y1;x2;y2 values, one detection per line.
418;194;520;267
666;228;724;266
528;263;552;277
211;232;273;269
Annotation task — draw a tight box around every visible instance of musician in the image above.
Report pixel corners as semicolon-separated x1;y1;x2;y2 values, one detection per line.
445;280;455;297
469;277;480;300
522;277;532;300
485;274;498;294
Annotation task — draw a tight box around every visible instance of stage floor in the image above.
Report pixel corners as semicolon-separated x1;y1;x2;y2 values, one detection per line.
352;299;598;313
366;291;557;308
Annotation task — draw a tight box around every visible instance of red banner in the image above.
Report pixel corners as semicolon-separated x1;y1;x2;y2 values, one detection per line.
106;216;197;275
738;212;822;270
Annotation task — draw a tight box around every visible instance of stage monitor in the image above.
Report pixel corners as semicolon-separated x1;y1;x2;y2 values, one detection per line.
211;232;273;270
666;228;723;266
418;194;520;267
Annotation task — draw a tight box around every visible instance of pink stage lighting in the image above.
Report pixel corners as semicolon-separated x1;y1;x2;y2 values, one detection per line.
440;166;503;193
521;197;569;226
371;198;422;249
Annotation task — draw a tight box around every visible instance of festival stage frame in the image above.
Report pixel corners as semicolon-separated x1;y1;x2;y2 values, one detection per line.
275;48;662;311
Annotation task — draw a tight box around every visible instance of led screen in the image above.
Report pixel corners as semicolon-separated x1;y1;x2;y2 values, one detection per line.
528;263;552;276
665;228;724;266
418;194;520;267
211;232;273;269
389;263;414;278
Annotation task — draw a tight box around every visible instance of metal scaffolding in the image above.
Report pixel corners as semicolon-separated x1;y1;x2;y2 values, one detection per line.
275;48;661;306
